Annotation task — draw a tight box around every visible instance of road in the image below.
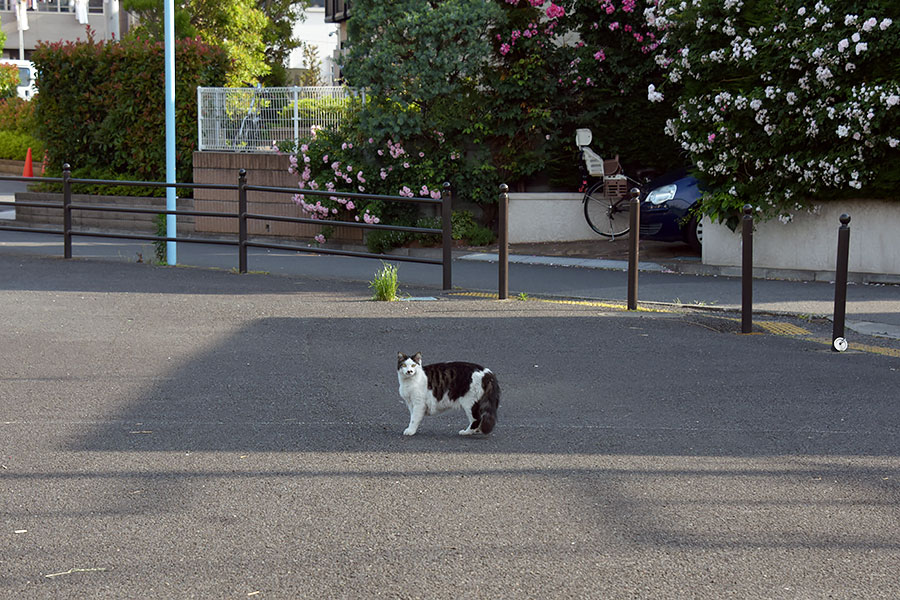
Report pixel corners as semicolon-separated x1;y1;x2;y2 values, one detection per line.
2;255;899;598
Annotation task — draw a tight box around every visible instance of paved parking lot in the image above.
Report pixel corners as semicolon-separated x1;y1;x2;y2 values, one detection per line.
2;255;899;598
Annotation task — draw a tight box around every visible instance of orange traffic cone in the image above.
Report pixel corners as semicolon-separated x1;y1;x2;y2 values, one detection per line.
23;147;33;177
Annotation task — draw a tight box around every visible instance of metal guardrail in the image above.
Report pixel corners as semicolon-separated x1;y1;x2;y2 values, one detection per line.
197;86;362;153
0;166;453;290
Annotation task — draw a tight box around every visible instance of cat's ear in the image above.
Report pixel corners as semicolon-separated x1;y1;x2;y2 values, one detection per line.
398;352;406;361
413;352;422;364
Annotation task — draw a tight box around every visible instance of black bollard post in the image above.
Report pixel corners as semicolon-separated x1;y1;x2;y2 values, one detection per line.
63;163;72;259
741;204;753;334
441;182;452;291
498;183;509;300
238;169;248;274
832;214;851;352
626;187;641;310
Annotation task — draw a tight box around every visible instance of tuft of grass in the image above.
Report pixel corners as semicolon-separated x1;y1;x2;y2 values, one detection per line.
517;292;530;301
369;262;401;301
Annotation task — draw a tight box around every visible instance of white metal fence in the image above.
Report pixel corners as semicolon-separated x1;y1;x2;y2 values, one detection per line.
197;86;362;153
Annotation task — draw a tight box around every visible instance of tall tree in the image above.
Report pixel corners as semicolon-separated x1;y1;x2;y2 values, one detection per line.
122;0;307;85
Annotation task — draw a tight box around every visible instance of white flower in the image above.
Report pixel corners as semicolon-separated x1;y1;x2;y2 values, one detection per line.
836;125;850;137
855;42;868;55
786;91;798;105
797;7;806;16
881;18;893;30
886;94;900;107
851;32;860;42
887;137;899;148
837;38;849;52
811;47;824;59
844;14;857;26
750;98;762;110
845;62;856;72
647;84;665;103
815;65;833;84
861;17;877;32
804;17;817;27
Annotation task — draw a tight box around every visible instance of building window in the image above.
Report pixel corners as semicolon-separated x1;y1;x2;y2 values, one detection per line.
324;0;350;23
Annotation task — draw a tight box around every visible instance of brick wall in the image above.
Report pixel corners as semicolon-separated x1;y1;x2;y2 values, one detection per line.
192;151;363;243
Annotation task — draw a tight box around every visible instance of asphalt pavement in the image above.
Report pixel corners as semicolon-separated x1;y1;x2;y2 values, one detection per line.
2;253;900;598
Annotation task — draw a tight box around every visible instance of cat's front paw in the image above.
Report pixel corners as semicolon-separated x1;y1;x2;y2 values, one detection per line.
458;428;476;436
403;427;417;436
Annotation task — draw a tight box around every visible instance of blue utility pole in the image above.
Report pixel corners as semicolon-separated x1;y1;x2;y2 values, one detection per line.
164;0;177;264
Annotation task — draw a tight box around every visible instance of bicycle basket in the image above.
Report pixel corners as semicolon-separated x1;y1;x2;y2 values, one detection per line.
604;175;629;199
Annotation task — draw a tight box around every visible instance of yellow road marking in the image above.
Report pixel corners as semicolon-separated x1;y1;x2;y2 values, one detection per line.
756;321;812;336
448;293;899;358
448;292;666;312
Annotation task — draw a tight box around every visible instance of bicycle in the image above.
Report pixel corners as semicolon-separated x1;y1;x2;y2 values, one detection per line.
576;128;642;239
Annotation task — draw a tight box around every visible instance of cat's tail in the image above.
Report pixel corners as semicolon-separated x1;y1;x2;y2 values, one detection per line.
478;371;500;434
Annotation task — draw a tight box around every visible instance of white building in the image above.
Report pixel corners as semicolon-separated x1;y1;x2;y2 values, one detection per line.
286;0;339;86
1;0;128;60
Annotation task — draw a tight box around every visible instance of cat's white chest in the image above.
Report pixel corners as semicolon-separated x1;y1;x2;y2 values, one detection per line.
398;375;447;415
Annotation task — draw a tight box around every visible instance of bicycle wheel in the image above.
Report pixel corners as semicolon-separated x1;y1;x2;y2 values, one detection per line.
583;181;631;238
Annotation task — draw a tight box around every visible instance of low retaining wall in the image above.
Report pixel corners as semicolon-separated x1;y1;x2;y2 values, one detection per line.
508;192;597;243
192;151;363;243
703;199;900;282
14;192;194;234
0;159;43;176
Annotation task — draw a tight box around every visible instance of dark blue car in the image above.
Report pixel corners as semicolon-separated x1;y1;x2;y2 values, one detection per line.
640;171;703;252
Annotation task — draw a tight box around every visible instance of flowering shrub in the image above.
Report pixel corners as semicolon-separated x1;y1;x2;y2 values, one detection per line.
649;0;900;223
286;124;462;243
547;0;683;175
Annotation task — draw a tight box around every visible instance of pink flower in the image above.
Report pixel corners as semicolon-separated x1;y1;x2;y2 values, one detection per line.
403;162;410;169
708;133;716;142
346;201;355;210
322;155;329;162
420;185;429;196
546;2;564;18
594;50;606;61
314;234;326;244
500;43;511;56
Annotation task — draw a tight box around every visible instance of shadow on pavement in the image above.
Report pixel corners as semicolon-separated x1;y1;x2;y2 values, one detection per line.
62;315;899;457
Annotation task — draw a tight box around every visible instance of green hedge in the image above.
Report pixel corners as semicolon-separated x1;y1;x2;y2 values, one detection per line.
0;130;44;161
31;32;227;188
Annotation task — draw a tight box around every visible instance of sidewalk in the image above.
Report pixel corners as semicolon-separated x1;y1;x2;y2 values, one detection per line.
1;226;899;342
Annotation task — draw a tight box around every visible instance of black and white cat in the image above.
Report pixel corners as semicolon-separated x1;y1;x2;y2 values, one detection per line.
397;352;500;436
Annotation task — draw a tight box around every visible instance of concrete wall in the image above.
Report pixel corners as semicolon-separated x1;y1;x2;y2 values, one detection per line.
703;199;900;279
508;192;597;243
192;151;362;243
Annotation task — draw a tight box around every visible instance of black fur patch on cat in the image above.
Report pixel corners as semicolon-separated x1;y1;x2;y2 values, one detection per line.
424;362;481;403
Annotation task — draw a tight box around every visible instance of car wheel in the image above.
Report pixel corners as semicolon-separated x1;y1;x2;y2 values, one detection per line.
686;215;702;252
